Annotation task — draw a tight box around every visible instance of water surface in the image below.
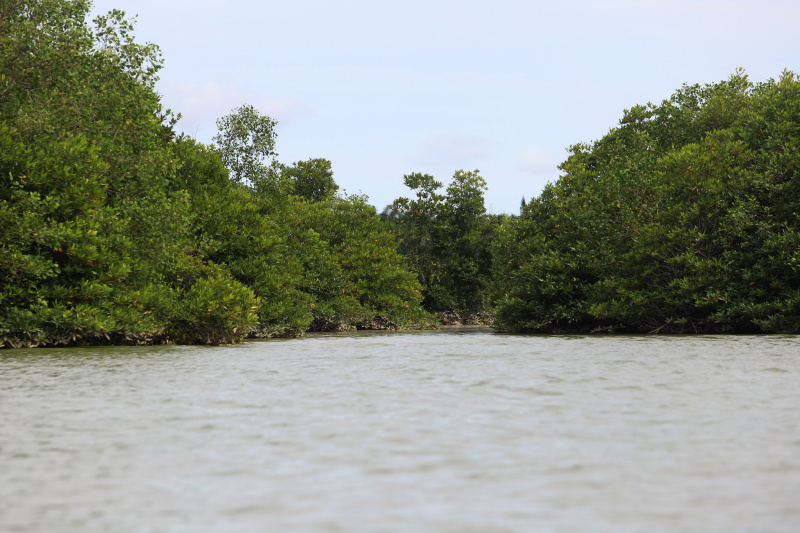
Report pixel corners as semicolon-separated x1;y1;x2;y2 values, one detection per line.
2;330;799;532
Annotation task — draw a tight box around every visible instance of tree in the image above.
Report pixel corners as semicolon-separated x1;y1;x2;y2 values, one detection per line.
282;158;339;202
172;136;309;336
440;170;493;312
387;169;496;314
212;104;277;185
494;70;800;334
266;189;434;331
0;0;259;347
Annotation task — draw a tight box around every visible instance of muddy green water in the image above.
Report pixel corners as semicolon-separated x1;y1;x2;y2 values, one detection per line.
1;329;799;532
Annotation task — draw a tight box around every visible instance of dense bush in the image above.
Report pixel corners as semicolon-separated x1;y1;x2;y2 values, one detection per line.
0;0;433;347
0;1;261;347
494;70;800;333
274;193;434;330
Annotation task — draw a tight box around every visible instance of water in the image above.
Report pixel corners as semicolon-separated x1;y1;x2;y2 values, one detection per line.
2;329;799;532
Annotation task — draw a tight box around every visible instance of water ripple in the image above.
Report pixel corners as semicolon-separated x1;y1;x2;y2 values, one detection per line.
2;331;799;532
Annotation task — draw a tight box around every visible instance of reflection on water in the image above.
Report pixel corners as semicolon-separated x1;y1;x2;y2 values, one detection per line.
2;330;799;532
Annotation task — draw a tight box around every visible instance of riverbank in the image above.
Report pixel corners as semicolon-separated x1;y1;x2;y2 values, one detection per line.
437;311;494;326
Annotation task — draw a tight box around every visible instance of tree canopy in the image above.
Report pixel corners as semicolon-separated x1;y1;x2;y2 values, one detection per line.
3;1;798;346
494;70;800;334
212;104;277;185
385;169;498;315
0;0;434;348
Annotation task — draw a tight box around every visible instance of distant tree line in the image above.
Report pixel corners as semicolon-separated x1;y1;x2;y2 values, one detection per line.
2;0;798;348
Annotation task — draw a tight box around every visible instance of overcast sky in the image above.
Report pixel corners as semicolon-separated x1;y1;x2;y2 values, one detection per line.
91;0;799;214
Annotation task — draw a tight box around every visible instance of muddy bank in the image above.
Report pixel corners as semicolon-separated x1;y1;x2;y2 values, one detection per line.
437;311;494;326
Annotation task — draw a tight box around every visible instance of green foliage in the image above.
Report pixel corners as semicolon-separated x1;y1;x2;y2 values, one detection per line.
267;192;434;331
0;0;260;347
281;158;339;202
167;268;260;345
251;157;340;203
0;0;435;348
0;121;260;347
212;104;277;185
0;121;133;346
26;2;799;343
174;137;311;335
387;169;497;313
172;134;433;334
495;70;800;333
201;101;434;331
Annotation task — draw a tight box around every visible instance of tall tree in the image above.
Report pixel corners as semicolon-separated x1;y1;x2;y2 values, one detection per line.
212;104;277;185
388;169;496;314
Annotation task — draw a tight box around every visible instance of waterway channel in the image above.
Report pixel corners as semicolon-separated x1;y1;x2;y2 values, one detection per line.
2;329;799;532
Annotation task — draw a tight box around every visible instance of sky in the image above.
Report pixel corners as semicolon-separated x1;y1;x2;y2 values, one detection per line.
90;0;800;214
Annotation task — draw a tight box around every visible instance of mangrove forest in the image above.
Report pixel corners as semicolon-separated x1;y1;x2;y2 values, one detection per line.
1;0;799;347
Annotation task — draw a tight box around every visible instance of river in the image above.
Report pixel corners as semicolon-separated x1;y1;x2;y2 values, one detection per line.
1;329;799;532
